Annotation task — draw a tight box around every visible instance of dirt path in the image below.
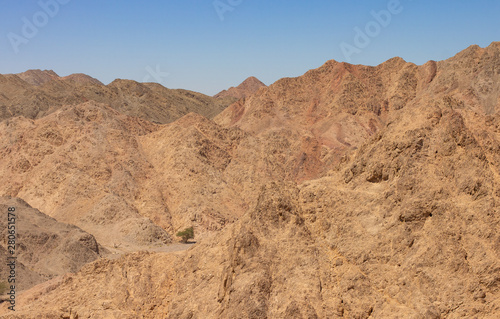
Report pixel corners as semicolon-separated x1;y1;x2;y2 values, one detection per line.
103;242;196;260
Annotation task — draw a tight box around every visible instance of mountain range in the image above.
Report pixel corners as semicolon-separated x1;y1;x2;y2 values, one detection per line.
0;69;237;124
0;43;499;318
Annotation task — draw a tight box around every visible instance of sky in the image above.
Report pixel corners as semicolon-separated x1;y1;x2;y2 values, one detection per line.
0;0;499;96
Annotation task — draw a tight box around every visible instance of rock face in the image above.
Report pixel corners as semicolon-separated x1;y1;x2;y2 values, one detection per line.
0;197;103;291
214;76;267;100
1;42;500;318
0;71;233;124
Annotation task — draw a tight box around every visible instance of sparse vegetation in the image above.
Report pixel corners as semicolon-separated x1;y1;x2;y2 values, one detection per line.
176;227;194;243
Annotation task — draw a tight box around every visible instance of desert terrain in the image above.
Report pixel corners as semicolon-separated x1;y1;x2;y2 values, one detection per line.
0;43;499;318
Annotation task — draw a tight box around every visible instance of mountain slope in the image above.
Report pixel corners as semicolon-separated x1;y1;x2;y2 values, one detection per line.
0;102;254;248
0;101;171;249
0;197;104;291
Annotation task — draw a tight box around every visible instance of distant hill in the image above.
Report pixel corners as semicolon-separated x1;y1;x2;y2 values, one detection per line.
16;69;60;86
0;70;234;124
60;73;104;86
214;76;266;99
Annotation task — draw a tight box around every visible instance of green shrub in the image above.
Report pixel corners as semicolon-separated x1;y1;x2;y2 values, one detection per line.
176;227;194;243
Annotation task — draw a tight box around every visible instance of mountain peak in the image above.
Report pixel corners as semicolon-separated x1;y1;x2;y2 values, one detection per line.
60;73;104;86
214;76;266;99
17;69;60;86
240;76;264;85
16;70;104;87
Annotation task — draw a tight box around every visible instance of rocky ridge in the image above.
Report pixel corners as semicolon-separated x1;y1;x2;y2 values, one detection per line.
0;70;234;124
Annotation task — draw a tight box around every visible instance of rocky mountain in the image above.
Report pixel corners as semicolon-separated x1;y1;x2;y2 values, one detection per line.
16;70;61;86
60;73;104;86
1;42;500;318
0;197;103;291
0;101;172;249
214;76;267;100
0;70;234;124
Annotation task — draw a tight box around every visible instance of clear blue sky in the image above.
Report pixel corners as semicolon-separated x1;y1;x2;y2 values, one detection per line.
1;0;499;95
